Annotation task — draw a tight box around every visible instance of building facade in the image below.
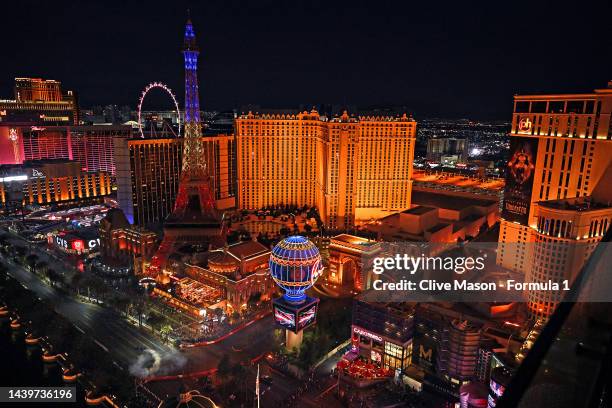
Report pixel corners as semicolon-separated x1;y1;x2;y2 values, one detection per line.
0;78;79;125
426;137;468;163
496;82;612;318
115;135;236;227
99;208;157;270
184;240;275;314
0;124;132;175
0;159;112;211
235;110;416;229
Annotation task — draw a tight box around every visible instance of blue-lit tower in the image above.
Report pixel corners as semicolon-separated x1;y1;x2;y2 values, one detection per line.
149;16;223;279
269;236;323;350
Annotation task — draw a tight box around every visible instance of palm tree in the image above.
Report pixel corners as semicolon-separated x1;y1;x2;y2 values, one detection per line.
35;261;48;275
46;268;61;287
25;253;38;271
159;324;173;343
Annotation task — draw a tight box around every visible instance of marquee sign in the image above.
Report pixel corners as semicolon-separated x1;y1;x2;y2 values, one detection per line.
353;327;383;342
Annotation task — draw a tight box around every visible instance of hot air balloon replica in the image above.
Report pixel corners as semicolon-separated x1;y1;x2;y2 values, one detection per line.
269;235;323;350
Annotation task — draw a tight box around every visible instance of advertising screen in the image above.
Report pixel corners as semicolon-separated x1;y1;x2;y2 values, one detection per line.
273;304;296;331
296;303;317;331
501;137;539;225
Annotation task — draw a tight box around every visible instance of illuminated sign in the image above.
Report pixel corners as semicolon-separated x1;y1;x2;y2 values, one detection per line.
273;305;295;330
8;128;18;141
31;169;45;178
55;236;69;249
518;118;532;132
418;345;433;362
0;175;27;182
501;137;539;225
353;327;383;342
72;240;84;251
88;238;100;249
297;303;317;331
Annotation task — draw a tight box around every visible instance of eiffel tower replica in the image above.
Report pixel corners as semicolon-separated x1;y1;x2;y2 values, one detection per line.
149;17;225;280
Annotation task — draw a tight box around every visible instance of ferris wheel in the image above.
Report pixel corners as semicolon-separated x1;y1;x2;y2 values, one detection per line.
137;82;181;138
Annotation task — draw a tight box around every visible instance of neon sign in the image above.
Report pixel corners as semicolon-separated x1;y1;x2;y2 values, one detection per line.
518;118;532;132
353;327;383;342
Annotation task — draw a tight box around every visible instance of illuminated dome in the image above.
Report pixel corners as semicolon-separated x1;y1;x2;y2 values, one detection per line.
208;250;238;274
269;235;323;303
157;390;217;408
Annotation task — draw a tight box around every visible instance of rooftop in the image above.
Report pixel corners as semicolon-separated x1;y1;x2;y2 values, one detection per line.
402;205;437;215
412;190;497;211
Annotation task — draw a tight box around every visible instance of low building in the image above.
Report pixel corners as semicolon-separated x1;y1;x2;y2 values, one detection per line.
183;240;276;314
351;297;522;399
351;299;416;372
366;190;498;243
99;208;157;273
48;227;100;256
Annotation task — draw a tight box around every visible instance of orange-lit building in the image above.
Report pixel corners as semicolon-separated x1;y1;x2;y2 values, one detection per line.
0;159;112;211
235;110;416;229
327;234;382;292
497;82;612;318
0;78;78;125
99;208;158;271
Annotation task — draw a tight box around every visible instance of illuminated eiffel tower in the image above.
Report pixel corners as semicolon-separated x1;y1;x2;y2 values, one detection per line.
149;17;224;279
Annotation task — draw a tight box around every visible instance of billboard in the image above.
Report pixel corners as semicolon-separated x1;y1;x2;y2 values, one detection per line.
273;303;296;331
501;137;539;225
296;303;317;331
272;296;319;333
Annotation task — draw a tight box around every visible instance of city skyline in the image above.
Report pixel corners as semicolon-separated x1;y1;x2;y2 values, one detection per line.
1;0;609;119
1;4;611;408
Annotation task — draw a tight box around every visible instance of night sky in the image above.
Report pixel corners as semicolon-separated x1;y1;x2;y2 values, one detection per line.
1;0;610;119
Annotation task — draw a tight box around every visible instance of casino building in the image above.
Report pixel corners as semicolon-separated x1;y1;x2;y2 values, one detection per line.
0;78;79;125
182;240;275;314
48;228;100;256
235;110;416;228
351;299;415;372
0;123;132;175
497;82;612;318
0;159;112;212
114;135;236;227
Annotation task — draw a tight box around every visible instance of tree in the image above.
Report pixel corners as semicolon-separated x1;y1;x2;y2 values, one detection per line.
46;268;61;287
35;261;48;275
70;273;82;294
216;354;232;383
14;246;27;261
247;292;261;310
160;324;173;343
25;254;38;271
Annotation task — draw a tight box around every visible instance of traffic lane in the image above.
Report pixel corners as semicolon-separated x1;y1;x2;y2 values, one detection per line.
4;257;171;365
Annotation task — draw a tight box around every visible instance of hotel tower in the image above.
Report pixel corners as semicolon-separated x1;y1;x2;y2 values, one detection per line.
497;82;612;319
235;110;416;229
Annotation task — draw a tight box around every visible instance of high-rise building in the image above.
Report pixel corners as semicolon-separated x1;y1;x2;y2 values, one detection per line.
235;110;416;228
436;319;482;384
426;137;468;163
0;124;132;175
497;82;612;318
114;135;236;227
0;78;79;125
115;137;182;227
